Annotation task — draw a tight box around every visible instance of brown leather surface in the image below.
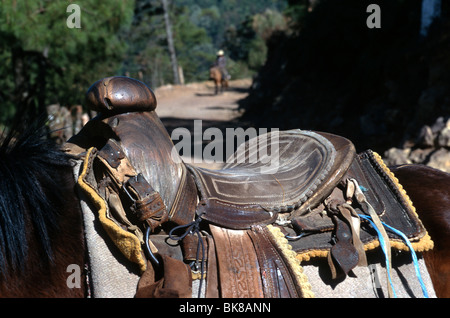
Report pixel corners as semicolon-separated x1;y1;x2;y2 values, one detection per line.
328;214;359;277
135;256;192;298
188;130;342;229
205;235;219;298
349;151;426;240
69;77;431;299
210;225;264;298
67;111;189;221
248;226;304;298
86;76;157;114
289;131;356;218
168;169;197;226
182;233;209;261
105;112;185;216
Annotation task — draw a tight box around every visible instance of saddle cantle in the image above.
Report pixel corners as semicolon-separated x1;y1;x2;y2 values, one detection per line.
66;76;434;298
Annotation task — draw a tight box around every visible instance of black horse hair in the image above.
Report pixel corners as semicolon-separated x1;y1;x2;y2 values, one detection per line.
0;115;73;277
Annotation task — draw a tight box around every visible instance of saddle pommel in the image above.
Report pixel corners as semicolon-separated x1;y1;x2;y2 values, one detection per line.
86;76;157;114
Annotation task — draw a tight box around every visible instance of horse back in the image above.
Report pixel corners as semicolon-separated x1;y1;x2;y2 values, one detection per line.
0;121;86;297
391;164;450;298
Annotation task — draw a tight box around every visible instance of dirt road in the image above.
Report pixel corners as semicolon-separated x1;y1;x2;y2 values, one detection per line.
154;78;251;121
153;78;252;168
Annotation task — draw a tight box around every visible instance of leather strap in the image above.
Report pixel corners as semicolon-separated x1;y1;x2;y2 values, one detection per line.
125;174;168;231
210;225;264;298
248;226;305;298
205;235;219;298
327;212;359;278
97;139;169;231
135;256;192;298
168;167;197;226
351;178;394;297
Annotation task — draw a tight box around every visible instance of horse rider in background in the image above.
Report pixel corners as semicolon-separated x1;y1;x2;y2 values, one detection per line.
215;50;231;81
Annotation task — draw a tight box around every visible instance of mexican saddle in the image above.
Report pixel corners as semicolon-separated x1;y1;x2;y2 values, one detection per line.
65;76;433;298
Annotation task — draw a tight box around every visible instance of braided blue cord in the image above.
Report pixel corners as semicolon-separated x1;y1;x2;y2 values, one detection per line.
358;214;429;298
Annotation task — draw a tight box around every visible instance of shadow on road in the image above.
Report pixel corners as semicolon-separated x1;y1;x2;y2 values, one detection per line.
194;86;250;98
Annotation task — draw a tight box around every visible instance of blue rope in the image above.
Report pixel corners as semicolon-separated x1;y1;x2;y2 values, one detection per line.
381;222;429;298
358;214;429;298
359;214;396;297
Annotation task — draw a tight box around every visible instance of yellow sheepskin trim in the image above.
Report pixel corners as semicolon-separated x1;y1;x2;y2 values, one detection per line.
372;152;434;252
296;249;329;262
267;225;315;298
78;147;147;273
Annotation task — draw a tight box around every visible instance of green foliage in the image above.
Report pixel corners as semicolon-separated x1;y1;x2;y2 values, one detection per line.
283;0;309;29
173;7;216;82
125;0;288;86
0;0;134;125
0;0;289;126
124;1;217;86
223;8;287;74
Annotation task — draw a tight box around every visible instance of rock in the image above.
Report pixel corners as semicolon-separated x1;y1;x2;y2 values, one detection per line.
383;147;412;166
416;125;435;147
437;119;450;147
409;147;434;164
427;148;450;173
430;116;446;134
383;117;450;173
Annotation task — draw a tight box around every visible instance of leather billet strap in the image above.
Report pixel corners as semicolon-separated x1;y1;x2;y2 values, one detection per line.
326;202;367;279
96;138;169;232
124;174;168;231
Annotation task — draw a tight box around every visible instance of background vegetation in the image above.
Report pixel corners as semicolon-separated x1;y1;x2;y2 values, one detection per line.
240;0;450;152
0;0;287;126
1;0;448;156
0;1;135;125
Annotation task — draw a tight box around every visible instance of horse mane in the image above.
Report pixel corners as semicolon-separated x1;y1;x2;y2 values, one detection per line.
0;116;73;277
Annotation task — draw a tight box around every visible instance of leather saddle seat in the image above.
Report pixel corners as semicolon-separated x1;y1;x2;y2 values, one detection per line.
187;129;356;229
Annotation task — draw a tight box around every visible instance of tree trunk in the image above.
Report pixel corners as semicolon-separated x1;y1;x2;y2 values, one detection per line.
161;0;180;85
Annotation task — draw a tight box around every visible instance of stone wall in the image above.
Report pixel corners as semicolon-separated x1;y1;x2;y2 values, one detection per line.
383;116;450;172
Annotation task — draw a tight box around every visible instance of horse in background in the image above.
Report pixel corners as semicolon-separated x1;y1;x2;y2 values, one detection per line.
209;66;229;95
0;118;86;297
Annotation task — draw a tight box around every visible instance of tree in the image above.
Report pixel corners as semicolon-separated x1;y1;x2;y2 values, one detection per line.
223;9;287;75
0;1;134;126
161;0;181;84
124;0;216;86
